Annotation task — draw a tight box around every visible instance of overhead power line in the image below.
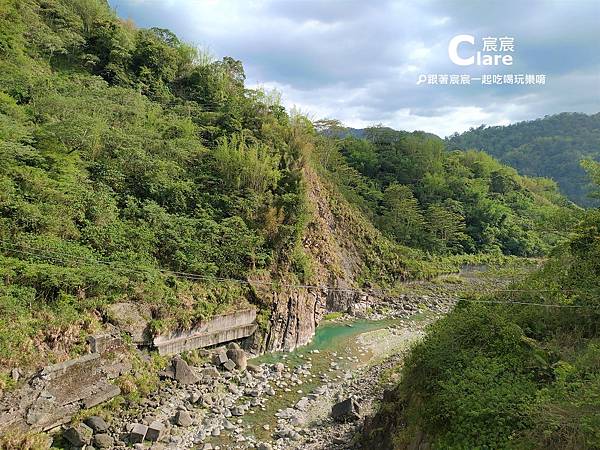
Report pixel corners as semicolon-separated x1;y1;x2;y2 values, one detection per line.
0;240;597;310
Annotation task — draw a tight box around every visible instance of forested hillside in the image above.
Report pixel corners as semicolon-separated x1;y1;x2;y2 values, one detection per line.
315;122;578;257
363;163;600;449
0;0;581;402
446;113;600;206
0;0;434;379
0;0;323;373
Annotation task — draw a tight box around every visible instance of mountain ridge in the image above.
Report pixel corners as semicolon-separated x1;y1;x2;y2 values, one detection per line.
327;112;600;206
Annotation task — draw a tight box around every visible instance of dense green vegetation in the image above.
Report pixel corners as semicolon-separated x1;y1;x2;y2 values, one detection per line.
0;0;317;372
446;113;600;206
315;122;578;257
0;0;418;376
363;163;600;450
0;3;587;427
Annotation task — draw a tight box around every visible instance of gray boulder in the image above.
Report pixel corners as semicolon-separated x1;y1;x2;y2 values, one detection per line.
93;433;114;449
223;359;236;372
105;302;150;343
129;423;148;443
246;363;261;373
226;348;247;371
295;396;310;411
173;357;199;385
201;393;214;406
84;415;108;433
63;423;93;447
230;406;244;416
146;420;166;441
331;398;361;422
257;443;273;450
201;366;220;378
174;410;193;427
213;349;228;365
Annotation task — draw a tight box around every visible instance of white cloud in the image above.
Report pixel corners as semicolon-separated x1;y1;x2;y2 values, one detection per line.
110;0;600;136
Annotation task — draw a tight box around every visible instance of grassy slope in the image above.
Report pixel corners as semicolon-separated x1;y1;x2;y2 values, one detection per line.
0;0;304;374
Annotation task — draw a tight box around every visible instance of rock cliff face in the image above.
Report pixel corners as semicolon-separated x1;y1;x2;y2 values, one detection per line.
255;288;326;353
253;166;375;353
326;281;363;313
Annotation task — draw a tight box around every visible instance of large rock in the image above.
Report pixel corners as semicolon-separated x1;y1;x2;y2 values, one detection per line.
257;443;273;450
82;383;121;409
174;410;192;427
87;333;123;354
146;420;166;441
200;393;214;407
94;433;115;449
63;423;93;446
260;288;324;352
222;360;236;372
0;345;128;435
11;368;21;382
213;349;228;365
295;397;310;411
226;348;247;371
331;398;361;422
230;406;244;416
201;366;220;378
173;357;199;385
26;398;79;431
130;423;148;443
105;302;151;343
84;415;108;433
246;363;261;373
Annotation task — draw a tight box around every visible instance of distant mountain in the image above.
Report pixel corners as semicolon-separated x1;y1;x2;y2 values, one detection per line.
322;125;441;142
445;113;600;206
341;127;367;138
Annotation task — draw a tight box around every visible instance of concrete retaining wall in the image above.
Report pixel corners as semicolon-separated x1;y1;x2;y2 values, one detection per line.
0;308;259;433
154;308;257;355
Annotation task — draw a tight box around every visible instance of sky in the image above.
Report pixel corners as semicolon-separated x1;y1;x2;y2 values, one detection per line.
109;0;600;137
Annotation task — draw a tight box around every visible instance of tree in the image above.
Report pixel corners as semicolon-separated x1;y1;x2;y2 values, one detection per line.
85;18;133;83
425;203;469;253
446;113;600;206
582;159;600;198
213;133;281;193
313;118;346;136
378;184;426;246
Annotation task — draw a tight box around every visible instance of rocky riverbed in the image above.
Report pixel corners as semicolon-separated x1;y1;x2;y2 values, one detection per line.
57;309;443;449
54;266;518;449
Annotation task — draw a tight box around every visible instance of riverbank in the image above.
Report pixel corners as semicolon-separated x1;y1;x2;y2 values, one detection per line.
41;300;442;449
21;264;521;449
276;318;431;450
